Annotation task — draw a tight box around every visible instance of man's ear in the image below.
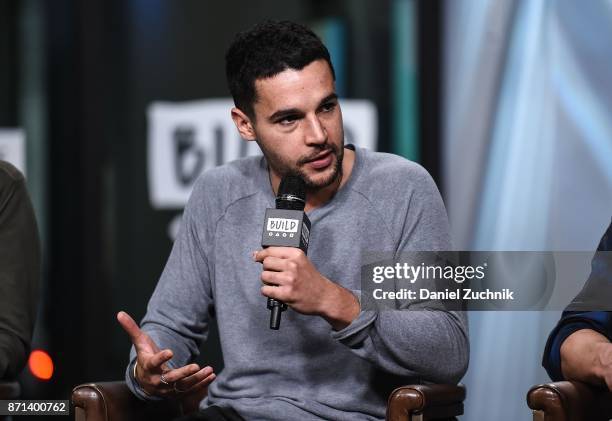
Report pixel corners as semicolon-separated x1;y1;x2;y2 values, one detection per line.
231;107;257;141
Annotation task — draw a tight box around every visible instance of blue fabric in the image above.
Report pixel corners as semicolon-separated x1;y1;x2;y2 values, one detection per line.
542;219;612;381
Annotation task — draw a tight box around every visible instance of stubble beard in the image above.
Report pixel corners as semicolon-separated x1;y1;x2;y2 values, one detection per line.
261;141;344;191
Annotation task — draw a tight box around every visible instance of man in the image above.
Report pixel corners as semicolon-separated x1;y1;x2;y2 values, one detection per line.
119;21;468;420
543;219;612;388
0;160;40;380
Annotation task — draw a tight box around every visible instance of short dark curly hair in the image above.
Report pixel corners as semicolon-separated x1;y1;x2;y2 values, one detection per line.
225;20;336;119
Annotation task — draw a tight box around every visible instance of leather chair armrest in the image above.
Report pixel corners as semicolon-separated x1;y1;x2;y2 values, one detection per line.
386;384;465;421
0;381;20;399
527;381;612;421
72;381;181;421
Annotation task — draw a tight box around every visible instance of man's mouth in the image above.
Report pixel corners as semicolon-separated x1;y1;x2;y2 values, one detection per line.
305;150;333;169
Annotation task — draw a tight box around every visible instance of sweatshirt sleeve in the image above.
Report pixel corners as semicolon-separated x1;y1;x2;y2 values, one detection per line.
330;165;469;384
542;311;612;381
542;219;612;382
125;177;215;400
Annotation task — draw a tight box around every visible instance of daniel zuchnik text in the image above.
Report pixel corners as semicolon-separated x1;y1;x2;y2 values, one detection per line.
370;263;515;302
372;288;515;300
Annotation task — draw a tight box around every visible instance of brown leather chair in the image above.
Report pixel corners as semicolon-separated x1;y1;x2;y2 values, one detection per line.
386;384;465;421
72;382;181;421
72;381;465;421
527;381;612;421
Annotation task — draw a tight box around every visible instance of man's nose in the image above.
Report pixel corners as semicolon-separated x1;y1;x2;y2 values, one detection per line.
304;115;327;146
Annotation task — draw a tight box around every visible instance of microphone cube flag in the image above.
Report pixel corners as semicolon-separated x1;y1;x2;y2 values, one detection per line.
261;208;311;253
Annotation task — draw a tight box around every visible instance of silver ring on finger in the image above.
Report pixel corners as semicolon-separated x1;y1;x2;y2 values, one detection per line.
160;373;171;386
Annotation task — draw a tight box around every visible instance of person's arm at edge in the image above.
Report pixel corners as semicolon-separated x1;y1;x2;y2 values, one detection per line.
561;329;612;389
0;162;40;380
543;221;612;384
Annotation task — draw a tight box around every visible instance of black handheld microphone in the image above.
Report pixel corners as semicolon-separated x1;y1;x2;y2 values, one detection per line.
261;175;311;329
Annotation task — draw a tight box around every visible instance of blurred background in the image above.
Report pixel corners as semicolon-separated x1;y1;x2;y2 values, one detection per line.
1;0;611;419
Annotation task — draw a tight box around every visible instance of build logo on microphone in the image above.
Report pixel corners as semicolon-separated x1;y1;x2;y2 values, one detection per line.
261;209;311;252
266;218;299;238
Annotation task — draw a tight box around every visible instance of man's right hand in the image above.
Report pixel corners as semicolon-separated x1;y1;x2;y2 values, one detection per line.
117;311;216;399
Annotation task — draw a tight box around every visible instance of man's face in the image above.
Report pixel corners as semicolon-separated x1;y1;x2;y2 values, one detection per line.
249;59;344;190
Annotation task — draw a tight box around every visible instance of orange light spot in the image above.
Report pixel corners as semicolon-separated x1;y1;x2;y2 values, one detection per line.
28;350;54;380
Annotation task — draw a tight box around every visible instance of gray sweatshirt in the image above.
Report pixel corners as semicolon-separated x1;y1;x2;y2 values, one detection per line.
126;146;468;420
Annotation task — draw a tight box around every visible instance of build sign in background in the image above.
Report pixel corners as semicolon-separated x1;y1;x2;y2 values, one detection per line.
148;98;377;210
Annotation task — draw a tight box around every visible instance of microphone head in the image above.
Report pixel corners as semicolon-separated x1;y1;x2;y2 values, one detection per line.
276;175;306;210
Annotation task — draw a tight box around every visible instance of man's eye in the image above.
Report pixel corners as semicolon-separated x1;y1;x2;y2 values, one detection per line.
321;102;336;112
278;116;298;125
